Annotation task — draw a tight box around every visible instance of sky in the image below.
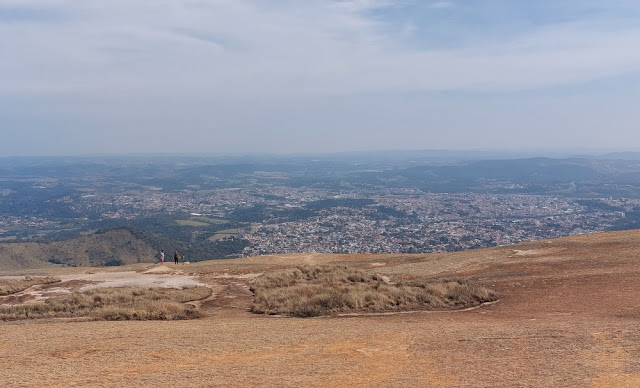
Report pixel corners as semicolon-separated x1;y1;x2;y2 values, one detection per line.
1;0;640;156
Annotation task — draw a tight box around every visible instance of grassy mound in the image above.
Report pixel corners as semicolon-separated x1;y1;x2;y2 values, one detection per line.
0;286;211;321
0;276;61;296
250;265;496;317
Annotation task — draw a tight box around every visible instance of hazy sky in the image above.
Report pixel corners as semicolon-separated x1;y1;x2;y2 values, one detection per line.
2;0;640;156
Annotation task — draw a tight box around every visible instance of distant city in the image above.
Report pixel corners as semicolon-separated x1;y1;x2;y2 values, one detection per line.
2;151;640;260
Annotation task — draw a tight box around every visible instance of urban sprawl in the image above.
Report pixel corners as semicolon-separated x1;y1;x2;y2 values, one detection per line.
19;187;628;256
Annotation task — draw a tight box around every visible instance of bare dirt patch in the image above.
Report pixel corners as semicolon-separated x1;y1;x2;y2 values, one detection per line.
0;266;206;306
60;268;205;291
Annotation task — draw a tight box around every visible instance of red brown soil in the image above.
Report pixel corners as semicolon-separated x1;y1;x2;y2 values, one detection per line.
3;230;640;387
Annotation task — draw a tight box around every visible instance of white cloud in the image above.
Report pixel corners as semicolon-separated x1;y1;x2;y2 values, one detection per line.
1;0;639;99
429;1;454;9
331;0;398;12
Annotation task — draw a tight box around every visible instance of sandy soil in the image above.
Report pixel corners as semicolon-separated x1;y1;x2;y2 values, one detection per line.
2;230;640;387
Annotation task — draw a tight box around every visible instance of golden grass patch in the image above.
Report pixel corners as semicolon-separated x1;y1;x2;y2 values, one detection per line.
250;265;496;317
0;286;211;321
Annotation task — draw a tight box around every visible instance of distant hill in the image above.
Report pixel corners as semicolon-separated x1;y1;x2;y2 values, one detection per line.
0;226;249;270
0;228;157;270
599;151;640;160
397;157;599;183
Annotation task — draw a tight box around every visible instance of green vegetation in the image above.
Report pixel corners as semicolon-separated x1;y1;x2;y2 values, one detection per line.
229;199;377;225
0;286;212;321
176;220;210;227
104;259;124;267
612;206;640;231
0;228;162;268
208;229;240;242
114;226;250;262
250;265;497;317
0;276;61;296
198;217;228;224
215;228;239;234
306;198;375;210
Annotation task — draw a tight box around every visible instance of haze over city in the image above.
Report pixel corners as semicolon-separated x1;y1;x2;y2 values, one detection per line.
2;0;640;156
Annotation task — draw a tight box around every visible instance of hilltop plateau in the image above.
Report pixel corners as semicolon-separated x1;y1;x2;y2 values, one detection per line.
2;230;640;387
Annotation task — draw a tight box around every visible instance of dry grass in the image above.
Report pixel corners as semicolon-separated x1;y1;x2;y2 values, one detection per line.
250;264;497;317
0;286;211;321
0;276;61;296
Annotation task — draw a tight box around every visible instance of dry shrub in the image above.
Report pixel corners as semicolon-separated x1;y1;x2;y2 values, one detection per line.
0;276;61;296
250;265;496;317
0;286;211;321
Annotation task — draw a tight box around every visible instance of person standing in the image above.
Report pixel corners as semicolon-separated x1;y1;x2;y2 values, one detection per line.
174;250;180;265
159;250;165;264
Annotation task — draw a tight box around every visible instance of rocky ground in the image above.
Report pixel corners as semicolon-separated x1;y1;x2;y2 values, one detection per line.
2;230;640;387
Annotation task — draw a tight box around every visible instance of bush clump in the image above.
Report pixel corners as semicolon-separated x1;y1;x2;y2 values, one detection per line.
250;264;496;317
0;286;211;321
